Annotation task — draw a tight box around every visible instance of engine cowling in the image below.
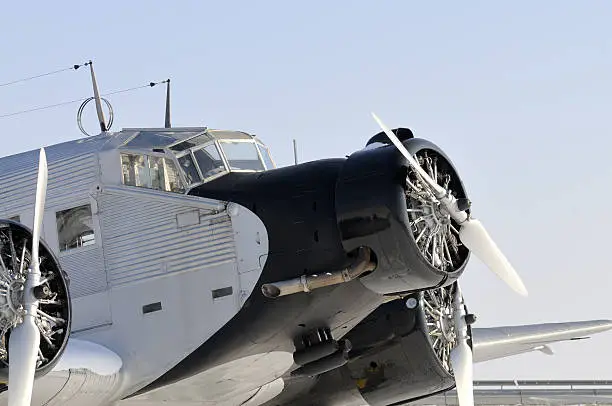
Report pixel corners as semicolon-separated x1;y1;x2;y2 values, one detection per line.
335;137;471;294
274;283;465;406
276;284;463;406
190;133;470;297
0;220;72;381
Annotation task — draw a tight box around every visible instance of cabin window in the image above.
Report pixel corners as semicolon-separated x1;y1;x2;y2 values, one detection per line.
121;153;184;193
219;141;265;171
121;154;149;187
56;205;95;252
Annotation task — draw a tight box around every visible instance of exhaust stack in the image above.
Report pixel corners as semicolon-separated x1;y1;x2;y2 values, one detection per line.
261;247;375;298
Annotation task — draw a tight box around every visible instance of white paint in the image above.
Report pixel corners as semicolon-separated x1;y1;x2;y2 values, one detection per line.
52;339;122;375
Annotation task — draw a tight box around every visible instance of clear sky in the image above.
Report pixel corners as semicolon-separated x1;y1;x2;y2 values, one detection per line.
1;0;611;381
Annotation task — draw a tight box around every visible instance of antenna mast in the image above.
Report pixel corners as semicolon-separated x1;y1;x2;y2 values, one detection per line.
164;78;171;128
87;60;108;132
293;139;298;165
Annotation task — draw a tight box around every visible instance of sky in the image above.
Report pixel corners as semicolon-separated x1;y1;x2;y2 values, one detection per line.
1;0;612;383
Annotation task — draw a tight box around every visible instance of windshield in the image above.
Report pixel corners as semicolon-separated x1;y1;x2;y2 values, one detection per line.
168;135;276;187
220;141;265;171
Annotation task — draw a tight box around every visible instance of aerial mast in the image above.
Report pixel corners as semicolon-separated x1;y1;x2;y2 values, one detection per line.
164;78;171;128
87;60;108;132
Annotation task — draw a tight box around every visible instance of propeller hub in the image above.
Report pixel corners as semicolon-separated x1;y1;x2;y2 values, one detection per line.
439;309;456;342
405;150;467;273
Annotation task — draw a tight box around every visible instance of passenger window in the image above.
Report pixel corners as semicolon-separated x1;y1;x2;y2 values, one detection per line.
56;205;95;252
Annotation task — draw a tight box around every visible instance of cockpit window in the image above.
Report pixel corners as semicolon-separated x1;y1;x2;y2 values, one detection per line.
177;154;200;185
193;144;227;180
256;143;276;170
149;156;184;192
121;153;185;193
219;141;265;171
169;134;214;152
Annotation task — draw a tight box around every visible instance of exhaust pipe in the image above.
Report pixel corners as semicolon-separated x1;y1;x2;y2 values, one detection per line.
261;246;376;298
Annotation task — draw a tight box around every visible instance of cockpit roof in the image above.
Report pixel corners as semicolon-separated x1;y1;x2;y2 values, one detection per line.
120;127;257;151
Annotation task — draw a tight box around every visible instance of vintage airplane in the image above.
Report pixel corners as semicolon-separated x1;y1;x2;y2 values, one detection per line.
0;67;610;405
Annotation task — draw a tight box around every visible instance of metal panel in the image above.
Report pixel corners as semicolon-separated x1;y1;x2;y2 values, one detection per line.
0;150;108;299
0;153;100;215
98;187;236;287
60;245;108;298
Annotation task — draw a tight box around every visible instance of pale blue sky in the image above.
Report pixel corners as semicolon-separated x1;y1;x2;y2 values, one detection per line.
1;1;611;380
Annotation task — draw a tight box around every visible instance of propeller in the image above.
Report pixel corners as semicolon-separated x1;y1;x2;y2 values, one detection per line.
8;148;47;406
370;113;528;297
450;284;474;406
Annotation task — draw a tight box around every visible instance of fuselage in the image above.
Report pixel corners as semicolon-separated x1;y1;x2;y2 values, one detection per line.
0;126;468;405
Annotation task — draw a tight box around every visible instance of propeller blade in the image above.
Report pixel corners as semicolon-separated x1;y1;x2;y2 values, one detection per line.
370;112;446;197
31;148;48;266
371;113;528;296
8;314;40;406
450;338;474;406
8;148;47;406
459;219;528;297
450;284;474;406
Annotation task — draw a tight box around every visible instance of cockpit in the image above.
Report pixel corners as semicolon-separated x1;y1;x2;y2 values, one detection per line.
118;128;276;193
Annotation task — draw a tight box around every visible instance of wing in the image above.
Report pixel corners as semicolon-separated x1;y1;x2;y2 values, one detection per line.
471;319;612;363
410;380;612;405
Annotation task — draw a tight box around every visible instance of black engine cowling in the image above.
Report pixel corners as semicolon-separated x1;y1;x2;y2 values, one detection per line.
277;284;461;406
0;220;72;380
190;136;470;295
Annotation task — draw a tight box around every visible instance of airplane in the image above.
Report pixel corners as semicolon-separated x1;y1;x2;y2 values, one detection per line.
0;66;610;406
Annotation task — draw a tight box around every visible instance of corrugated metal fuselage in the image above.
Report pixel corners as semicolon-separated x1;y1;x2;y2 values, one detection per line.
0;133;271;404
